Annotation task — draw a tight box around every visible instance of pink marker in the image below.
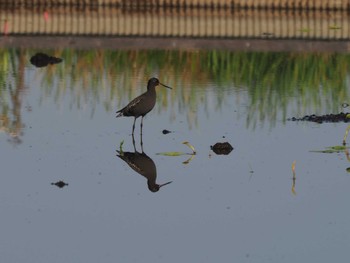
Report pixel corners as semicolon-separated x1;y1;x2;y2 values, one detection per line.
3;19;8;35
44;11;49;22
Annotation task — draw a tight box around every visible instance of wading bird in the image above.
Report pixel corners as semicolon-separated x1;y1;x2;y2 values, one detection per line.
116;78;172;134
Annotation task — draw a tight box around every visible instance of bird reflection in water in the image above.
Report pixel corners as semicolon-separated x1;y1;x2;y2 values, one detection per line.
117;135;172;192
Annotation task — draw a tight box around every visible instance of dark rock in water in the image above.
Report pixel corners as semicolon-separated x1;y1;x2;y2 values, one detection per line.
30;53;63;68
162;129;172;134
210;142;233;155
51;180;68;188
288;112;350;124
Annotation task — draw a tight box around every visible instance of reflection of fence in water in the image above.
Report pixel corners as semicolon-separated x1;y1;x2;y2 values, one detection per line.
1;6;350;39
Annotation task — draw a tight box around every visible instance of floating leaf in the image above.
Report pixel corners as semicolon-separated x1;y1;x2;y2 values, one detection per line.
158;141;196;156
291;184;296;196
118;140;124;155
183;154;195;165
344;125;350;145
157;151;185;156
299;28;311;33
291;160;296;196
329;145;347;151
310;145;349;153
310;149;335;153
182;141;196;154
157;141;196;164
292;160;296;172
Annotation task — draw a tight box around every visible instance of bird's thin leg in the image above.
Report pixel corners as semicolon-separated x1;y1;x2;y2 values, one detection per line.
132;117;136;135
132;133;136;152
140;116;144;137
140;129;144;153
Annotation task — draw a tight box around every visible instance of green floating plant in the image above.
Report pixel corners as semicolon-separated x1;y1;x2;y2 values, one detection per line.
118;140;124;155
157;142;196;164
310;145;349;153
343;125;350;145
183;141;196;154
157;141;196;156
158;151;185;156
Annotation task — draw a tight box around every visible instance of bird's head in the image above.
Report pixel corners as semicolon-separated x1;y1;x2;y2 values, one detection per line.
148;181;172;192
149;77;160;86
148;77;172;90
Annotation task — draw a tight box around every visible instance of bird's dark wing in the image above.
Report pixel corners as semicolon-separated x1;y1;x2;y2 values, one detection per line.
116;95;145;117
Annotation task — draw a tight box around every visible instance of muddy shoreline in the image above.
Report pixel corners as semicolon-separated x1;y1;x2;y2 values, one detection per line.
1;36;350;53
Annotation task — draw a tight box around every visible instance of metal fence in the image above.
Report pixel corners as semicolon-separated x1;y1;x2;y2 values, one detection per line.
1;6;349;40
0;0;349;9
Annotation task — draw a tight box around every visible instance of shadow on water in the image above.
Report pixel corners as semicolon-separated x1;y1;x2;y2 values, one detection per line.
116;134;172;193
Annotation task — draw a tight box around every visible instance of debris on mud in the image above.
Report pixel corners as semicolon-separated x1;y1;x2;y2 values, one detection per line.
30;53;63;68
288;112;350;124
210;142;233;155
162;129;172;134
51;181;68;188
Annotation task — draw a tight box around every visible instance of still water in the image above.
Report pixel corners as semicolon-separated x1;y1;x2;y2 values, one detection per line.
1;47;349;262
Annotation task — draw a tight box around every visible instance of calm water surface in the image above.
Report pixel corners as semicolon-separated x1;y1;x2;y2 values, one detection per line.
0;48;349;263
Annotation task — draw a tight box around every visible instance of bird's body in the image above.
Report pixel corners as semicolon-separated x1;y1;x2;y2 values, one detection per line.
116;88;156;119
116;78;171;134
117;144;172;192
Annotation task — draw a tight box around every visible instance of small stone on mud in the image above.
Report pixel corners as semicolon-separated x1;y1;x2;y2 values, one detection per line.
162;129;172;134
51;181;68;188
210;142;234;155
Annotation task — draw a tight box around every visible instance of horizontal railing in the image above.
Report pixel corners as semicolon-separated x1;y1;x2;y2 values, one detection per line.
0;0;349;10
1;6;350;39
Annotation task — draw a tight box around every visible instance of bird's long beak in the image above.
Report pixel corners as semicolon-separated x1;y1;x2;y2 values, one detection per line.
160;83;172;89
159;181;172;188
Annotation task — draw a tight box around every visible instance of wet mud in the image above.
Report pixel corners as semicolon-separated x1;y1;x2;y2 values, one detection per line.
288;112;350;123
